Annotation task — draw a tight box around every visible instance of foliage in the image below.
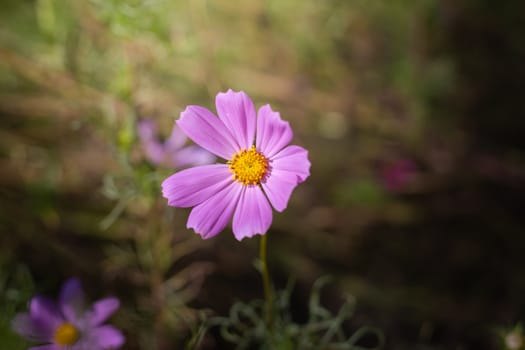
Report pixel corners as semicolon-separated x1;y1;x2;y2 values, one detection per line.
0;261;34;350
208;277;383;350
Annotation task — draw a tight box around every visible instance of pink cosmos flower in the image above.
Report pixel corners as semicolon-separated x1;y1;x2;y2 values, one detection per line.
138;119;216;168
161;90;311;240
12;278;124;350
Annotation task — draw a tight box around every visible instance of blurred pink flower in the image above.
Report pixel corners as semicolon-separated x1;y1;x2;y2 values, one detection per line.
162;89;311;240
381;159;418;192
12;278;124;350
138;119;216;168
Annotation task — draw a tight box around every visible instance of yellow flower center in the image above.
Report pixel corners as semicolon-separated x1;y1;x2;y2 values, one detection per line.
228;146;269;185
54;322;79;346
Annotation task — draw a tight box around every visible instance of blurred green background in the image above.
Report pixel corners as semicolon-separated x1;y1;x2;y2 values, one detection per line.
1;0;525;349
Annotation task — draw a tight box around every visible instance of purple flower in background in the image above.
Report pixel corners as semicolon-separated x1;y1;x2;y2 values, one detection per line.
162;89;311;240
381;158;418;192
138;119;216;168
12;278;124;350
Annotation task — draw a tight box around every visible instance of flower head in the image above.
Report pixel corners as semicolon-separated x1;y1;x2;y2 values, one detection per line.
380;158;418;192
162;89;311;240
12;278;124;350
138;119;216;168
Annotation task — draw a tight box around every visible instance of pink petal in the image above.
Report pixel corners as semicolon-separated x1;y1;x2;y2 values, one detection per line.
232;186;273;240
177;105;238;159
215;90;256;150
162;165;233;208
172;145;216;168
255;104;293;158
269;145;311;182
89;325;125;349
262;145;311;211
137;119;157;141
59;278;85;325
165;123;187;150
12;313;53;342
262;169;300;212
88;297;120;327
142;139;165;165
30;297;63;330
187;182;242;239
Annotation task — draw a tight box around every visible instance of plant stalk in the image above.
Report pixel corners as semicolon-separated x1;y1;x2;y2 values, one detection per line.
259;233;273;328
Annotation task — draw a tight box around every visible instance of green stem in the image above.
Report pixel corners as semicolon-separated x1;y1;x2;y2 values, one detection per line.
259;233;273;328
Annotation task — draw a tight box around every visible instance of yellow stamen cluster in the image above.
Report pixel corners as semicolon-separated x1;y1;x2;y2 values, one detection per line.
228;146;269;185
54;322;79;346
